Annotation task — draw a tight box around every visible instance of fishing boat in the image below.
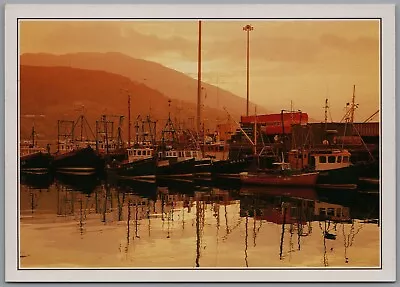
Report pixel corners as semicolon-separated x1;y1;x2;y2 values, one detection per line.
20;127;52;174
20;149;52;174
158;148;213;177
107;146;157;180
288;148;360;189
156;157;196;178
241;169;319;187
211;156;253;178
52;145;104;175
241;158;319;187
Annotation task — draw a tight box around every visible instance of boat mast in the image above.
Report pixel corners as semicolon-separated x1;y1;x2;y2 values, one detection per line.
196;20;202;134
254;106;257;155
128;93;131;148
350;85;356;124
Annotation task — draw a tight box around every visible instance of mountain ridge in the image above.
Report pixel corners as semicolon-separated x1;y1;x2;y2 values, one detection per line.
20;65;236;143
20;52;269;116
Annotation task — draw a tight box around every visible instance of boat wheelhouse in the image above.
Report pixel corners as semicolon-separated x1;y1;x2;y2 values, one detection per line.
288;148;359;188
128;147;155;162
288;148;351;171
20;140;47;157
158;149;202;162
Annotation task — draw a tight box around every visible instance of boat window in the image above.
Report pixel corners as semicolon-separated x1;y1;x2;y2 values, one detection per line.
147;150;151;156
328;156;336;163
337;208;342;217
319;156;327;163
319;208;326;215
138;150;142;156
337;156;342;163
343;156;349;163
186;151;191;157
173;152;177;157
327;208;335;216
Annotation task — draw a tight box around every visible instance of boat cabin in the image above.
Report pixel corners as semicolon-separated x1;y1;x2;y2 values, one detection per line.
158;149;201;162
288;149;351;171
20;140;46;157
309;149;351;171
96;140;120;152
127;147;155;162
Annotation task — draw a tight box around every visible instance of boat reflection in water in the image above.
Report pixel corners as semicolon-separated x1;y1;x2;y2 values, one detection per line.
19;175;380;268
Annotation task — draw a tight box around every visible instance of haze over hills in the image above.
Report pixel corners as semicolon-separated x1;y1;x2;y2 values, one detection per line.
20;52;269;117
20;65;234;143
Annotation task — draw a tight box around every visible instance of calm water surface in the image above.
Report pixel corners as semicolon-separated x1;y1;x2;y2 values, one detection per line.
19;173;380;268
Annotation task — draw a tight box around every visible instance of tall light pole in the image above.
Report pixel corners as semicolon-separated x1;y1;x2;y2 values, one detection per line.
243;24;254;117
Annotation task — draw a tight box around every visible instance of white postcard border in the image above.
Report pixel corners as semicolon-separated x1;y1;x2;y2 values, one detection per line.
4;4;396;282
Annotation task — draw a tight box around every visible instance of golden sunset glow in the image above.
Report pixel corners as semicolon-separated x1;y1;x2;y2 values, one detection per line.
20;20;379;122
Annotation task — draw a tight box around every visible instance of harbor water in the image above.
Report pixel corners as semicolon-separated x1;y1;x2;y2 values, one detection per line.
19;173;380;268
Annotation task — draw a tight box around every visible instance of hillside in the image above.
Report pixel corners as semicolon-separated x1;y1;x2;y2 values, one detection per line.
20;65;236;143
20;52;268;116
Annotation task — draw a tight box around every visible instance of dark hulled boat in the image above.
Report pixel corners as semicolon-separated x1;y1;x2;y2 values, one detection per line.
20;151;52;174
194;158;213;177
211;157;253;177
108;156;157;180
52;146;104;175
156;158;196;178
106;146;157;180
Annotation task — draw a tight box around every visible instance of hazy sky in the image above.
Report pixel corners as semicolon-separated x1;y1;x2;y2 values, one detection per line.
20;20;380;121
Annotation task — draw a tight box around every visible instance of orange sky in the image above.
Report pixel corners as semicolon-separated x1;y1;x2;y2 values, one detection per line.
20;20;380;121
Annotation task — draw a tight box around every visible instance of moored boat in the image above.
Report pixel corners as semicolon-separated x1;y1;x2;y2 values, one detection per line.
288;148;360;189
156;157;196;178
211;156;253;177
20;151;52;174
107;146;157;180
240;170;319;187
52;146;104;175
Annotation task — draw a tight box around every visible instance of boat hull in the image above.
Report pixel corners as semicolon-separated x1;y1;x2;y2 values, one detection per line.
194;159;213;177
241;172;319;187
52;147;104;175
157;158;195;178
316;165;360;186
211;158;251;176
108;157;157;179
20;152;52;174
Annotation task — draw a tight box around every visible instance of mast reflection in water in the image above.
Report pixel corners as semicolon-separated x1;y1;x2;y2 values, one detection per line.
19;173;380;268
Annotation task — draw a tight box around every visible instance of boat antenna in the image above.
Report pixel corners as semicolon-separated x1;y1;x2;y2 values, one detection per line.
324;98;329;130
350;85;357;123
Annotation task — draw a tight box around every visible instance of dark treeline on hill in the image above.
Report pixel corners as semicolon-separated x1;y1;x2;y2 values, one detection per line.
20;65;234;143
